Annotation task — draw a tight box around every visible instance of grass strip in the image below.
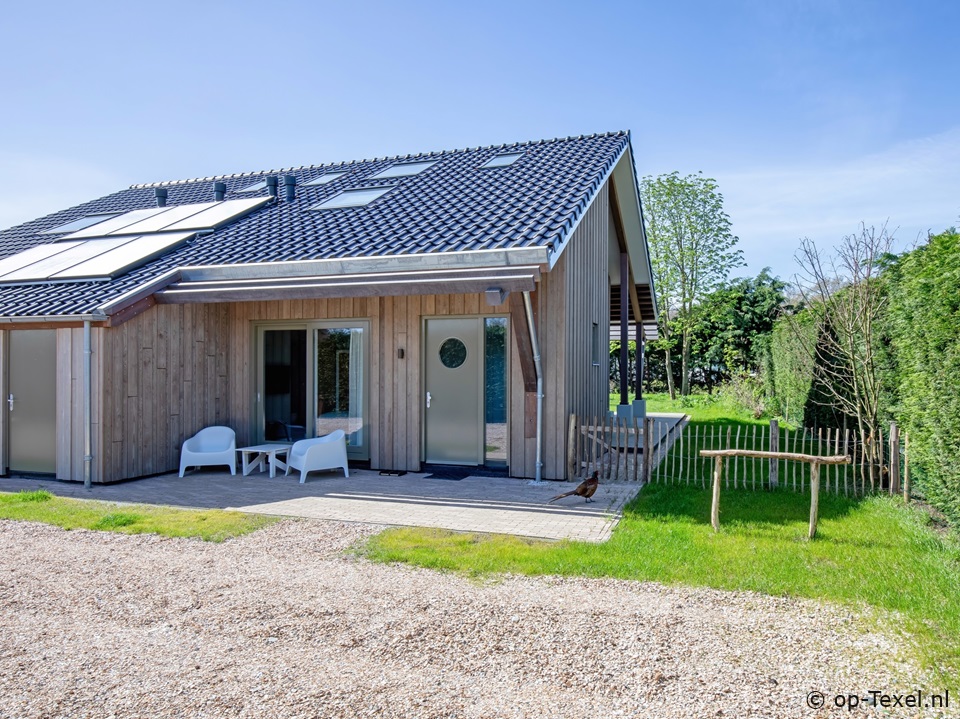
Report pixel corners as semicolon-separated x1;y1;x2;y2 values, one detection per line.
0;490;277;542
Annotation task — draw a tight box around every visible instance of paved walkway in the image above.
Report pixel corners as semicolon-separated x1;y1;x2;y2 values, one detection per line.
0;470;641;543
0;414;684;543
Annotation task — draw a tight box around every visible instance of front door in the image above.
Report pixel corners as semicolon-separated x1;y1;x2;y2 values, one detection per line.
424;318;483;465
8;330;57;474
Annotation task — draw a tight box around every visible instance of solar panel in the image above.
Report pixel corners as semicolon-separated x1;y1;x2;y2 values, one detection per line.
369;160;437;179
0;242;85;279
52;232;195;280
62;207;173;239
111;202;218;234
482;152;524;168
304;172;348;186
41;213;121;235
310;186;393;209
1;238;133;282
160;197;271;231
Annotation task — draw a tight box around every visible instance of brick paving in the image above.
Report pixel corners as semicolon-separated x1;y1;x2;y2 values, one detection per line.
0;414;683;543
0;469;639;543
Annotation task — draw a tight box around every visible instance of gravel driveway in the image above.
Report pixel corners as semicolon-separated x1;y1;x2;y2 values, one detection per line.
0;519;931;718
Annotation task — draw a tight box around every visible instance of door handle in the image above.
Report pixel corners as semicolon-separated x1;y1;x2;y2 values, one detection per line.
7;394;13;412
426;391;432;409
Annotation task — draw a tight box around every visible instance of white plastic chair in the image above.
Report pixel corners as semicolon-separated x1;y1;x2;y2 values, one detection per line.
179;426;237;477
283;430;349;484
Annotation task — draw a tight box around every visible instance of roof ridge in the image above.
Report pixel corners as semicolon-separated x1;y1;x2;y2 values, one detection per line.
129;131;629;189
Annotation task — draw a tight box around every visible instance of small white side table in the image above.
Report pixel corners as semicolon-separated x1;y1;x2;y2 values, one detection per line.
237;444;291;478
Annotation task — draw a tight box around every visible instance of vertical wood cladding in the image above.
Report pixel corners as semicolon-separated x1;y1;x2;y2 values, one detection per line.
99;304;229;482
561;182;611;476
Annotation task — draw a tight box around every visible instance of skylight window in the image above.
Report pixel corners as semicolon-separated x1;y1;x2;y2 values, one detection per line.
41;213;121;235
304;171;348;186
481;152;524;168
237;180;268;193
310;186;393;210
369;160;437;180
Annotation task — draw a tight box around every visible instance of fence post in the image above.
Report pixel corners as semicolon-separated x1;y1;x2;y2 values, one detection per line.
643;417;653;483
567;414;577;480
711;455;724;532
889;422;900;496
769;419;779;489
903;433;910;502
808;461;821;540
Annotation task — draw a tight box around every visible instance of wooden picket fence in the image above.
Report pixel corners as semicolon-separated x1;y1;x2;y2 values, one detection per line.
568;413;909;498
566;413;682;483
651;420;908;497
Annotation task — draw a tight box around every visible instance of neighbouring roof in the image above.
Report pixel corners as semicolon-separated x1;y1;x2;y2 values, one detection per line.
0;132;636;318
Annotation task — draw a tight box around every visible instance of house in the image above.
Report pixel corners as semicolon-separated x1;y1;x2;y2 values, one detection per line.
0;131;657;484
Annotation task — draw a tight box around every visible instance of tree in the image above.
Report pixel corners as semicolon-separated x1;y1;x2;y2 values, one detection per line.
688;269;787;387
640;172;744;397
791;223;894;487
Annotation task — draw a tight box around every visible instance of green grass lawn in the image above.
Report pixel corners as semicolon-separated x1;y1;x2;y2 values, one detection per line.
0;490;277;542
364;484;960;684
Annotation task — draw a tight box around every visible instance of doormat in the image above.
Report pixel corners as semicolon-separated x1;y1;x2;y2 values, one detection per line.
379;470;407;477
423;466;508;481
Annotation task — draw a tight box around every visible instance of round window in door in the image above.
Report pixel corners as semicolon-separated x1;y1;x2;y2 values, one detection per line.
439;338;467;369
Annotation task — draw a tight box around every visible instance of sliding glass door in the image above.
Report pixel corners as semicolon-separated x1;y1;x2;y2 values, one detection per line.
256;322;368;458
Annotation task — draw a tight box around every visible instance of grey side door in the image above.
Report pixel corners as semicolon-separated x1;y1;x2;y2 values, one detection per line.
8;330;57;474
424;318;483;465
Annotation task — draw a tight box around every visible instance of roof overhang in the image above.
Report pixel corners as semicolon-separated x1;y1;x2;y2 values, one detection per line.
155;265;540;304
98;246;549;315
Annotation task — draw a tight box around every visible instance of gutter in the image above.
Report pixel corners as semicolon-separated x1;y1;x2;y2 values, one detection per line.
0;314;108;324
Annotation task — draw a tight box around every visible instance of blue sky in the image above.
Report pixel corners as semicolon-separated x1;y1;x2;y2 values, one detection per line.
1;0;957;280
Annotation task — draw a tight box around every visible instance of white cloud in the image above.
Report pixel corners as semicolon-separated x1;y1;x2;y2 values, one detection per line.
0;154;128;231
719;127;960;278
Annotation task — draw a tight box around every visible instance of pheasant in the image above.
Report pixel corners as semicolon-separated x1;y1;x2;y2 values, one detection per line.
548;470;599;503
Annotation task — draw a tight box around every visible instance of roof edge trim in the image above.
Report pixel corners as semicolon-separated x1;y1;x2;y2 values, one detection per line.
98;247;550;317
546;143;629;270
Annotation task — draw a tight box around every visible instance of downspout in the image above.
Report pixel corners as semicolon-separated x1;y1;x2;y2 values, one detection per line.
83;320;92;490
522;291;545;484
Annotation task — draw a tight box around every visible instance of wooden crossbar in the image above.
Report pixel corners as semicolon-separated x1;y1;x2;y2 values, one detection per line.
698;449;851;539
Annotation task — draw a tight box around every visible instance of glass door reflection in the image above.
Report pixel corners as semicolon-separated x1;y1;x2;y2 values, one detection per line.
315;327;365;451
262;329;307;442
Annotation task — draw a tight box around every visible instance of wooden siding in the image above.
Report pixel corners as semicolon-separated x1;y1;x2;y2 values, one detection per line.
99;304;229;482
55;327;106;482
560;182;612;476
223;295;514;476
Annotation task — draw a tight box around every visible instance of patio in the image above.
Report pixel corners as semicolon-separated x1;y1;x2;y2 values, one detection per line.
0;413;683;543
0;468;641;543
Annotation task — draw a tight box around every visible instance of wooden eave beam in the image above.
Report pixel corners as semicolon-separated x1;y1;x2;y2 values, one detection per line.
609;179;644;324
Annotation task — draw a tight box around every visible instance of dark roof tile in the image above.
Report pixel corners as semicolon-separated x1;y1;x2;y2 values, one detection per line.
0;131;630;317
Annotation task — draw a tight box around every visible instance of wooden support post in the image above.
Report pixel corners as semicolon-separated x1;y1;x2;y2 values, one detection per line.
889;422;900;496
619;252;630;407
566;414;577;480
711;456;724;532
809;461;821;540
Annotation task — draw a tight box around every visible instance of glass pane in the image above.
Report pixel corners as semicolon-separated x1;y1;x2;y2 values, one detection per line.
316;327;365;448
310;186;393;210
369;160;437;179
485;318;507;465
482;152;523;168
439;338;467;368
263;330;307;442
